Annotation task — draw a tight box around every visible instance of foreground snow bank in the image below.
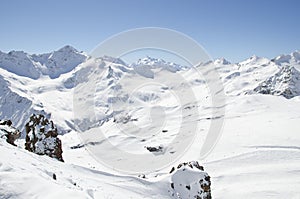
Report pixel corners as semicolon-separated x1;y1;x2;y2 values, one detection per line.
0;139;172;198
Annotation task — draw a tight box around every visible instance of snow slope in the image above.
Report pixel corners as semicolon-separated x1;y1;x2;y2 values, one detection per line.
0;139;172;199
0;47;300;198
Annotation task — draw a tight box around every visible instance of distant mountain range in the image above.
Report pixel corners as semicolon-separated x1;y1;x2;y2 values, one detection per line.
0;46;300;198
0;46;299;133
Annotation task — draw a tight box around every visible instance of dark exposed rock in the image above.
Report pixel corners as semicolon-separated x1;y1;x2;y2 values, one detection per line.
52;173;57;180
171;182;174;189
25;114;63;162
174;161;204;171
185;185;191;190
70;144;84;149
138;174;146;179
169;167;175;174
0;119;20;146
145;146;163;153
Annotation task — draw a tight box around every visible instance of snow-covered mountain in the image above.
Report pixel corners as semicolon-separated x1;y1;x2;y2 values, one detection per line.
0;45;87;79
0;47;300;198
254;65;300;98
272;50;300;67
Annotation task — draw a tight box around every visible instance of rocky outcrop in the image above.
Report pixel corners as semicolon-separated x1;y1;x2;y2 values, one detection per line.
0;120;20;146
169;161;211;199
25;114;63;162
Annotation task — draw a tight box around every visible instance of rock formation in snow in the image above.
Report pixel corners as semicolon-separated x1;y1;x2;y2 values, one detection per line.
169;161;211;199
0;119;20;146
25;114;63;162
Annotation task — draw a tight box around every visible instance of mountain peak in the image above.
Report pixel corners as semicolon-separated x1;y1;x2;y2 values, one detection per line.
251;55;258;59
214;58;231;65
246;55;261;62
57;45;79;53
239;55;269;66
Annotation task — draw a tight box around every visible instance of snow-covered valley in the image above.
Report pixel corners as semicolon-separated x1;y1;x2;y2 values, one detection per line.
0;46;300;198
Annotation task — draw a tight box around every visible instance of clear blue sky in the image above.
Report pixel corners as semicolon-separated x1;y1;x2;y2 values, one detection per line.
0;0;299;62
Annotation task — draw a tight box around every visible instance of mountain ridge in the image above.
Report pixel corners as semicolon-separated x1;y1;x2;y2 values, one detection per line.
0;45;88;79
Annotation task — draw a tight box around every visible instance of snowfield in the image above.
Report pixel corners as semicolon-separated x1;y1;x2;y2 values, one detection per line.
0;46;300;198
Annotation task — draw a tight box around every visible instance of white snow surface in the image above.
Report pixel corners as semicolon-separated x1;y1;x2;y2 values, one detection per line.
0;47;300;198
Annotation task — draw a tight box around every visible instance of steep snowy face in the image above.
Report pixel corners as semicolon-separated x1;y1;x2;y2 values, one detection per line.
0;74;34;131
254;65;300;99
69;56;146;133
0;45;87;79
